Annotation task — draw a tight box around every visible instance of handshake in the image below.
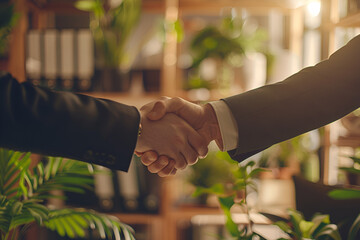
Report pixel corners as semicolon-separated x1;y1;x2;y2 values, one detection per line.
134;97;223;177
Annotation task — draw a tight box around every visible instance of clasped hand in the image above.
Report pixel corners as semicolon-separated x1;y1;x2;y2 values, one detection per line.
135;97;222;177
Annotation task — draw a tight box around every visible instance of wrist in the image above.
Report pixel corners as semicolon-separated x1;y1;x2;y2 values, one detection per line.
203;103;223;149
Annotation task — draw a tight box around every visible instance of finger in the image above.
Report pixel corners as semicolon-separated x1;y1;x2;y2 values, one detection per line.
188;130;209;158
140;151;159;166
147;97;185;120
170;168;177;176
174;152;187;170
134;151;143;157
147;156;169;173
157;159;176;177
147;101;167;120
163;97;204;129
181;144;199;166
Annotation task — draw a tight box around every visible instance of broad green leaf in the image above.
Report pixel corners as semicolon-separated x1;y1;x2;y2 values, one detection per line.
218;196;239;237
244;160;255;170
314;224;341;240
192;184;225;197
310;214;330;235
248;168;270;179
288;209;304;239
74;0;97;11
274;221;293;235
218;196;235;211
328;189;360;200
349;156;360;165
348;214;360;240
339;167;360;175
299;220;314;238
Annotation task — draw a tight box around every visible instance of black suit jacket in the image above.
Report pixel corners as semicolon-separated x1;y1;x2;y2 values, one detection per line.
0;72;140;171
224;34;360;161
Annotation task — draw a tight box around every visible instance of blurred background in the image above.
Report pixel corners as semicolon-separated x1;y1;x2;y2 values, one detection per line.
1;0;360;239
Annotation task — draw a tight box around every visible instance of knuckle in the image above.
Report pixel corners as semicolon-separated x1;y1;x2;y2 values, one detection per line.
148;166;157;173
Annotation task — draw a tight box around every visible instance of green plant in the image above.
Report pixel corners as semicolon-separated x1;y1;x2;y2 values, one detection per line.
186;15;268;90
0;1;19;57
75;0;141;68
0;148;135;240
328;155;360;240
274;209;342;240
188;151;237;194
193;155;268;240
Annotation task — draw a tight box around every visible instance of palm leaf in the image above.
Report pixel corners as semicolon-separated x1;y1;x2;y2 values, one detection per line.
25;157;95;200
0;150;135;239
45;208;135;239
0;149;31;198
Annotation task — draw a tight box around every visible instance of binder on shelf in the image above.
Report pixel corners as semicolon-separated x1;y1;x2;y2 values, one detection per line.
60;29;75;91
134;156;160;213
94;166;116;212
26;30;42;86
43;29;59;89
116;159;140;212
77;29;94;92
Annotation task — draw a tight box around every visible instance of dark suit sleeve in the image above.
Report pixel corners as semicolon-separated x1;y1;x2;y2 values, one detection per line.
0;73;140;171
223;34;360;162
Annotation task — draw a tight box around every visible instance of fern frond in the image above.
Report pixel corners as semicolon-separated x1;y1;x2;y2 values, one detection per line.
25;158;95;201
45;208;135;239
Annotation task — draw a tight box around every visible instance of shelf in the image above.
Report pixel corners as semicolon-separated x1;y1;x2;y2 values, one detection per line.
170;205;222;219
26;0;308;16
178;0;304;15
336;11;360;28
27;0;166;14
81;92;161;108
111;213;162;225
336;135;360;148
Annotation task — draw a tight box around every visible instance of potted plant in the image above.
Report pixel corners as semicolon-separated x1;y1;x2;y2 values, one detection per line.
75;0;141;91
274;208;342;240
258;131;321;182
193;156;269;239
186;13;269;95
0;148;135;240
328;154;360;240
186;151;238;205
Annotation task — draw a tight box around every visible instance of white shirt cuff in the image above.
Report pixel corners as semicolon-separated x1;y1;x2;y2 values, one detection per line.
209;100;238;151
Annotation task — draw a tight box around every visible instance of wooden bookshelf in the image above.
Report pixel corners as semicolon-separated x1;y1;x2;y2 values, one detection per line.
336;135;360;148
336;10;360;27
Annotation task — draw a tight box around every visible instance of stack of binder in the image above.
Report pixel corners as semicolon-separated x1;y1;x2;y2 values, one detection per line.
26;29;94;92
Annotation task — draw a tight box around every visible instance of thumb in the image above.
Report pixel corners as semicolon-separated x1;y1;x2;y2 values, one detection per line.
147;101;167;120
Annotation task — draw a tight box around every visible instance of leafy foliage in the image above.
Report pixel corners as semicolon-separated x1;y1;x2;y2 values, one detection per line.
75;0;141;68
186;14;268;90
0;1;20;56
193;155;269;239
328;155;360;240
274;209;342;240
0;148;135;240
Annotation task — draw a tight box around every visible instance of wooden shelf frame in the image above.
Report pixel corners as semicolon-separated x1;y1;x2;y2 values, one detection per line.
336;11;360;28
